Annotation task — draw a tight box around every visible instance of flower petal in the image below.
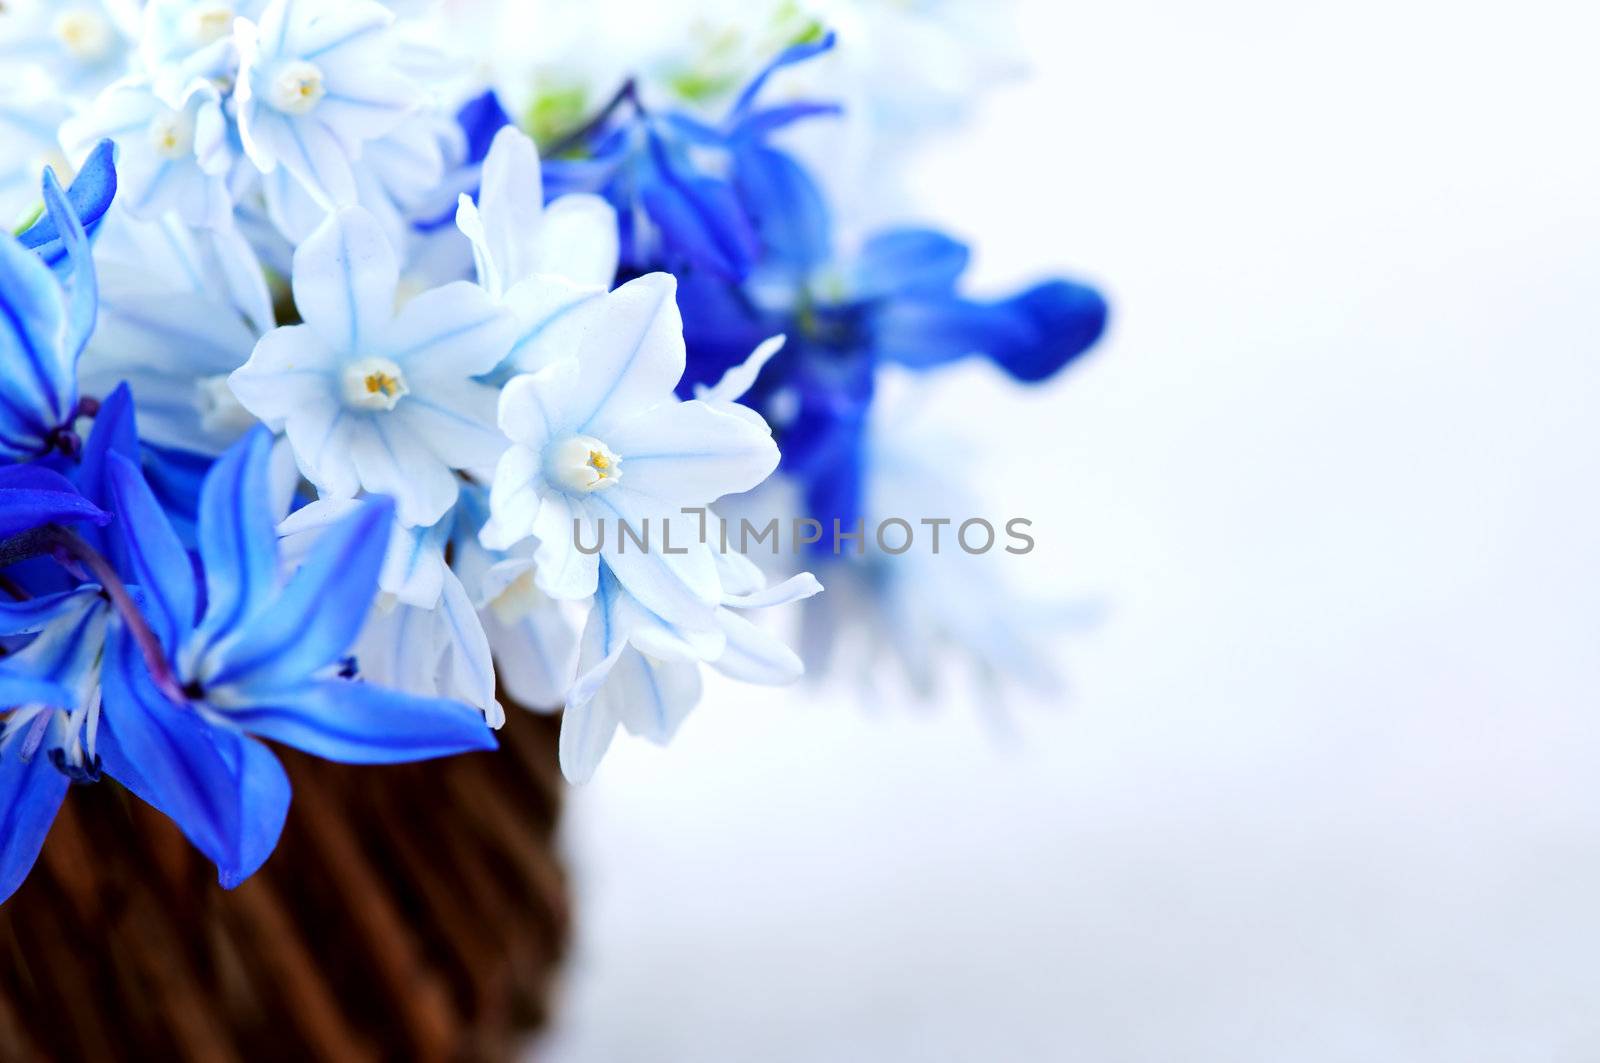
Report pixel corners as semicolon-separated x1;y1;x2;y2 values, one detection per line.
107;453;197;651
291;207;397;353
605;399;779;504
0;745;69;905
193;428;280;651
568;273;685;438
224;677;495;764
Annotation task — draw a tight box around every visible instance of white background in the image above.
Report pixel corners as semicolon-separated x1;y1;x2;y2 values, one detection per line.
538;2;1600;1059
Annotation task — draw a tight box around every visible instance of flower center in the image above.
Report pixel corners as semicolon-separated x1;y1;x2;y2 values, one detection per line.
548;435;622;494
54;10;115;61
268;59;326;115
183;4;234;47
341;357;409;412
147;108;196;159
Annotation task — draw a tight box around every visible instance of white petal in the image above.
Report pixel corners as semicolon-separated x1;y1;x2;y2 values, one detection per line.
532;493;600;600
609;649;702;745
481;443;542;550
712;608;805;686
558;693;618;785
292;207;398;353
395;379;505;473
228;325;338;431
501;274;607;375
483;602;576;711
476;125;544;289
497;361;576;449
384;280;516;380
592;491;721;631
347;415;460;526
533;193;619;290
568;273;685;437
723;572;824;611
696;333;786;405
606;399;780;504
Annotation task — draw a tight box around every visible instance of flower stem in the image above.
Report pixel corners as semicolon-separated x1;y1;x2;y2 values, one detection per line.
546;77;641;157
42;524;188;707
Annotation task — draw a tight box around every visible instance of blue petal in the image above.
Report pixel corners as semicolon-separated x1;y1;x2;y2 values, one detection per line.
988;279;1110;383
851;228;970;301
456;90;511;164
733;144;831;276
210;727;289;888
17;140;117;272
727;30;837;125
97;622;257;882
0;464;107;538
0;224;69;457
871;279;1109;382
225;678;496;765
73;382;140;562
206;497;393;691
193;428;279;652
39;166;96;360
640;134;759;279
107;452;197;651
0;746;69;905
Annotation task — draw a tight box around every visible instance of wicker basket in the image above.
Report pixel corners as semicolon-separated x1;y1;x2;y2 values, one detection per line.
0;707;568;1062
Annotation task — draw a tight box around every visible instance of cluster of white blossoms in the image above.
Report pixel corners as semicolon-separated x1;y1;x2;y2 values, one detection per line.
0;0;826;782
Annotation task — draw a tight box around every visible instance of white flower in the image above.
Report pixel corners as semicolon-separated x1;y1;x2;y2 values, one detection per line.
455;125;618;375
278;497;504;726
558;556;821;783
262;108;456;250
0;0;139;100
80;205;276;454
234;0;422;210
0;84;70;228
230;206;517;526
139;0;248;104
62;76;235;229
480;273;780;630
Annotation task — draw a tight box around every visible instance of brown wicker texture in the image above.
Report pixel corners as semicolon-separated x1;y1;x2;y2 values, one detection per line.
0;707;568;1063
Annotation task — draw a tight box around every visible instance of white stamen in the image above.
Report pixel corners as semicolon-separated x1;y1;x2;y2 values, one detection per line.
548;435;622;494
341;357;409;411
268;59;326;115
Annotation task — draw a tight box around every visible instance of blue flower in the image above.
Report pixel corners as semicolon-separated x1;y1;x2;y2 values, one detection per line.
96;426;495;886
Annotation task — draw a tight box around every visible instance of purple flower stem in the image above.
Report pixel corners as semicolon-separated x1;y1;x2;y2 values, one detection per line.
42;524;189;707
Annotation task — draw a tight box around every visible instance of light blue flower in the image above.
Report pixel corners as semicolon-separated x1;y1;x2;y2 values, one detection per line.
277;497;504;725
0;0;139;100
79;205;275;455
97;427;496;886
62;76;236;229
0;87;70;229
138;0;252;104
230;206;517;526
455;126;618;375
234;0;423;210
480;273;781;630
559;557;820;783
0;167;97;462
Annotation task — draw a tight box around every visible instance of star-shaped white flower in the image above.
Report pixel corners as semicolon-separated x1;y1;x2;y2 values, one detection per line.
234;0;421;210
62;76;234;229
480;273;780;630
230;206;516;526
455;126;619;375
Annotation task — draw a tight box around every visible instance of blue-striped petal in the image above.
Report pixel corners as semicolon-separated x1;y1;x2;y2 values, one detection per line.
0;747;69;905
106;452;197;651
193;428;279;652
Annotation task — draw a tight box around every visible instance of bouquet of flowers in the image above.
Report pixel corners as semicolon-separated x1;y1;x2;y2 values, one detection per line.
0;0;1105;1055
